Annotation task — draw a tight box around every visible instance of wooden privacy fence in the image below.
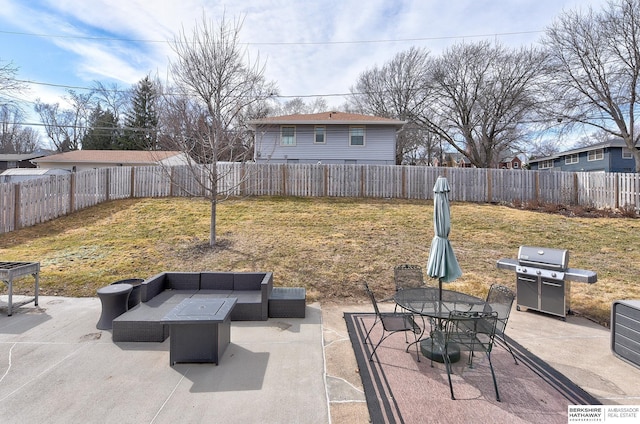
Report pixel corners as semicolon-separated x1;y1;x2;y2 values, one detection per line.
1;163;639;234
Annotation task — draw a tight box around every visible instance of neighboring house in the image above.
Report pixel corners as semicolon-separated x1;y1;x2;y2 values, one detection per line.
499;156;522;170
1;168;70;183
249;111;406;165
529;139;638;173
0;152;49;170
31;150;189;172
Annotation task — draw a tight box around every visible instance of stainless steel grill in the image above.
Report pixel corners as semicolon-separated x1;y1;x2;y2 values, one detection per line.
497;246;597;319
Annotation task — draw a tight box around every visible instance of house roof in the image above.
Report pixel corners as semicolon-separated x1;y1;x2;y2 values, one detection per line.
0;152;49;162
249;111;406;126
529;139;636;163
32;150;183;164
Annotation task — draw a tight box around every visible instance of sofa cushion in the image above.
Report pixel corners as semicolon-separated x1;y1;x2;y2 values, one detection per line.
192;290;233;298
146;290;196;307
165;272;200;290
234;272;266;291
200;272;235;290
232;291;262;304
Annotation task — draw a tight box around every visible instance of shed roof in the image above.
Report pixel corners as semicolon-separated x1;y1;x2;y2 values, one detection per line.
0;152;49;162
0;168;69;176
32;150;183;164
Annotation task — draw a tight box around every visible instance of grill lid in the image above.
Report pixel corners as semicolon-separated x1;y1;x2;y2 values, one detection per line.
518;246;569;271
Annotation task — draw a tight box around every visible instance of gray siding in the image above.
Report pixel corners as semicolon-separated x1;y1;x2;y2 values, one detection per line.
531;147;636;173
255;124;396;165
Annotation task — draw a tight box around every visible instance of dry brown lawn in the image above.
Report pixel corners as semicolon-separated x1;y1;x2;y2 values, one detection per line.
1;196;638;326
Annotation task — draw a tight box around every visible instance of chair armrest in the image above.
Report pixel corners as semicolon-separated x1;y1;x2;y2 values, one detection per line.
260;273;273;321
260;272;274;303
140;272;167;302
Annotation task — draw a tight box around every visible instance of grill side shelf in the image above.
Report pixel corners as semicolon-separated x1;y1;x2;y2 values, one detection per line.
496;258;517;272
564;268;597;284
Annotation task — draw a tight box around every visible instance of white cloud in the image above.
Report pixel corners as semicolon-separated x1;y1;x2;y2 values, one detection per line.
2;0;612;111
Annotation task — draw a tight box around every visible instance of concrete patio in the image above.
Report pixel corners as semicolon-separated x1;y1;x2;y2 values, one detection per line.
0;295;639;423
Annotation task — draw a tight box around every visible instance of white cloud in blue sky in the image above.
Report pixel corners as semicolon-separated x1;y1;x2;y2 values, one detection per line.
0;0;608;112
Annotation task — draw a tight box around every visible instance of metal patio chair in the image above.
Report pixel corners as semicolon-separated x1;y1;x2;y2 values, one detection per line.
394;264;426;291
363;282;422;362
390;264;425;309
442;310;501;401
485;283;518;364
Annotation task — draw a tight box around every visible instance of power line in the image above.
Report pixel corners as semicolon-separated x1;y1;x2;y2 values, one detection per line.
0;28;545;46
0;29;166;44
13;77;356;100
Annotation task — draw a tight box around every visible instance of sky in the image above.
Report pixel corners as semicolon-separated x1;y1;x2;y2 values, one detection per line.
0;0;610;141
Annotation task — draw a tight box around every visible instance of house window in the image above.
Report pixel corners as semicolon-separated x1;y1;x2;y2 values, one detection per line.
565;154;579;165
350;126;365;146
539;160;554;169
314;126;325;144
588;148;604;161
281;126;296;146
513;161;519;169
622;148;633;159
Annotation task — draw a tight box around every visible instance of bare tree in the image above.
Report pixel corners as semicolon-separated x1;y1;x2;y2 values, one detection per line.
274;97;328;115
0;60;26;110
35;90;94;151
92;81;130;124
0;105;40;153
168;13;276;246
349;47;438;165
543;0;640;171
419;41;546;168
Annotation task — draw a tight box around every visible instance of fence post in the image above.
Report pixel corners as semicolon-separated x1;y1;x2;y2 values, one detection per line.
614;174;620;209
168;167;174;197
486;169;492;203
13;184;21;230
240;162;246;196
573;173;579;206
105;168;111;202
535;171;540;204
130;167;135;198
323;165;328;197
69;173;76;213
281;164;287;195
401;166;407;199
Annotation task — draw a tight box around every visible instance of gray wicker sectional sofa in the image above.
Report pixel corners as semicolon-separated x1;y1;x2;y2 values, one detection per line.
112;271;273;342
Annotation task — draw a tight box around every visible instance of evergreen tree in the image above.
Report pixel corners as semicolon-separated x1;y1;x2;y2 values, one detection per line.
82;104;120;149
123;76;159;150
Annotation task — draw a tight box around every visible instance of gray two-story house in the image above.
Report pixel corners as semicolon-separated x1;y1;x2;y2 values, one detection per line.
529;139;638;173
249;112;405;165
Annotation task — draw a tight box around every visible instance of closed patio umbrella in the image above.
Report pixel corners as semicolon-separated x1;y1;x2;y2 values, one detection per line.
426;176;462;300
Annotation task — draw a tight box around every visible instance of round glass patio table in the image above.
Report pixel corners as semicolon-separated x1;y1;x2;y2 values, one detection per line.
394;287;490;362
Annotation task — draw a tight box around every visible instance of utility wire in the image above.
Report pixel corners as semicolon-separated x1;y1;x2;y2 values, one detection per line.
0;28;545;46
13;78;353;99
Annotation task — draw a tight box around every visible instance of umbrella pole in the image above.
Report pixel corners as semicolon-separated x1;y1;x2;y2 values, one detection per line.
438;278;443;326
421;276;460;363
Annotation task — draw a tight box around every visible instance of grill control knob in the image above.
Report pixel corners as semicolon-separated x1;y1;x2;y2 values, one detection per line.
551;272;557;278
536;270;541;275
522;268;527;273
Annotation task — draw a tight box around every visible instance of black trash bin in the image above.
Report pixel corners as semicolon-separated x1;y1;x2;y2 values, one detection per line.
111;278;144;309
